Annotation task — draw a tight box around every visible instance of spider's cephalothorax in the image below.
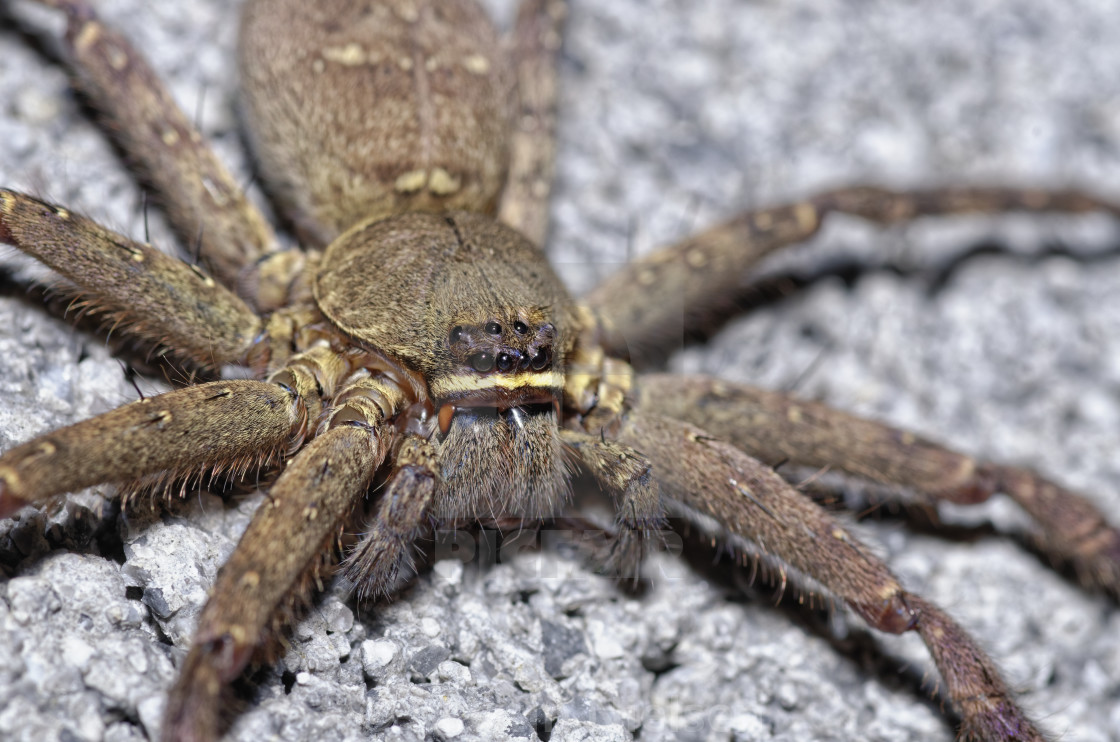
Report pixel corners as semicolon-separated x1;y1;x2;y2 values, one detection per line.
314;209;579;519
1;1;1119;741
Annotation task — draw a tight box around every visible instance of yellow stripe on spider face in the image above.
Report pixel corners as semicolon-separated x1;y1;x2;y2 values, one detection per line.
429;370;564;399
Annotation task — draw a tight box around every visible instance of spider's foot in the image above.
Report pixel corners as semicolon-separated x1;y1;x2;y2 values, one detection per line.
958;696;1048;742
545;516;651;582
599;527;649;583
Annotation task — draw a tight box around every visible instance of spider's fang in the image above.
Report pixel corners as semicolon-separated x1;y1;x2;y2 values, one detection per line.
438;404;456;435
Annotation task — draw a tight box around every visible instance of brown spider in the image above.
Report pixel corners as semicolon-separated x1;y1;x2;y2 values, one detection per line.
0;1;1115;742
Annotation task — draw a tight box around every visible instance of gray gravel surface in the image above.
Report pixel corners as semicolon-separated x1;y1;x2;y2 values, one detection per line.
1;1;1119;741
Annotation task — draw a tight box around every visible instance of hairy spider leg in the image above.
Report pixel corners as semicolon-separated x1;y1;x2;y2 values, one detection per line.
0;190;261;368
32;0;275;287
638;374;1120;594
586;185;1120;364
616;410;1047;742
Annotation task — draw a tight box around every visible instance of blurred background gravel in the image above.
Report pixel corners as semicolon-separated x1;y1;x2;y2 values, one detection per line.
1;1;1118;740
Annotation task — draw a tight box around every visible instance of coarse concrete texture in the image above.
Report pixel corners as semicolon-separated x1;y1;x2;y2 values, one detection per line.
0;1;1118;741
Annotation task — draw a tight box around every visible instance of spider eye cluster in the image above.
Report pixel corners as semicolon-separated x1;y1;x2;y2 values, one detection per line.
448;319;554;375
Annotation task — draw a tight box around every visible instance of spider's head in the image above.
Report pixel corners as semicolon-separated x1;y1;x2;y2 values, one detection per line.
419;260;577;519
315;209;577;408
315;211;579;518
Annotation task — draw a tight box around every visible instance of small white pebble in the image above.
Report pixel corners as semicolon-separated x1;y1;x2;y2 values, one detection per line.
587;621;625;659
14;88;61;125
420;617;442;637
435;717;464;738
362;639;397;669
437;660;472;684
474;710;516;737
729;712;770;740
323;601;355;633
127;648;149;674
433;559;463;586
776;681;800;710
61;636;95;671
136;695;165;741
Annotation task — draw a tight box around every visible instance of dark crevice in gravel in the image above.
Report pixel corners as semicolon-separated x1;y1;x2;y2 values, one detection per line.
527;706;555;742
280;670;296;695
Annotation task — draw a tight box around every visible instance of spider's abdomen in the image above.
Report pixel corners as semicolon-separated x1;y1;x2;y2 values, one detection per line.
239;0;512;246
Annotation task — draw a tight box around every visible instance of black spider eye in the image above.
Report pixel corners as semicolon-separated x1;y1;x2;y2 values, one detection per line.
449;326;463;343
470;352;494;372
513;320;529;335
495;351;517;372
530;347;550;371
485;321;502;335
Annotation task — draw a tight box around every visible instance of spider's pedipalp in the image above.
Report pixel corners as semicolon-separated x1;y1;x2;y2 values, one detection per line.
637;373;1120;596
613;409;1046;741
342;433;437;600
561;428;663;577
0;379;306;519
30;0;275;286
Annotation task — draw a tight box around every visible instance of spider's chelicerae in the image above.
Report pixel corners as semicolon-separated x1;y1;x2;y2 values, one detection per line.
1;0;1119;740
